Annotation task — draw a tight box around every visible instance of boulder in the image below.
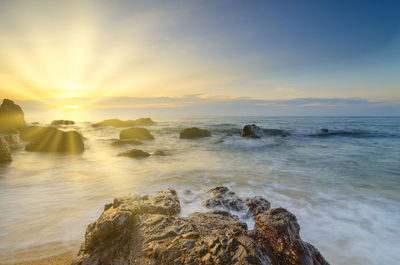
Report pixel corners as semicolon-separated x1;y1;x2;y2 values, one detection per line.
0;99;26;133
254;208;329;265
111;139;143;146
24;128;84;153
179;127;211;139
202;186;245;212
51;120;75;125
73;188;329;265
241;124;264;138
120;127;155;140
153;150;168;156
0;137;12;163
117;149;150;158
93;118;156;128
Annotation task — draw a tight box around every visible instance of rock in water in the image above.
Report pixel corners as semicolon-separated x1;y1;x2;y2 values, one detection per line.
255;208;329;265
119;127;155;140
179;127;211;139
241;124;264;138
24;128;84;153
153;150;168;156
0;99;26;133
117;149;150;159
0;137;12;163
202;186;245;211
51;120;75;125
73;188;329;265
93;118;156;128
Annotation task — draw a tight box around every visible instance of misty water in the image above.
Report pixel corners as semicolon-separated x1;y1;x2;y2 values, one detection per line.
0;116;399;264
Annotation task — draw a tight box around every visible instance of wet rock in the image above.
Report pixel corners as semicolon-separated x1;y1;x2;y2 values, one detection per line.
73;188;329;265
3;134;20;149
25;128;84;153
0;99;26;133
202;186;245;212
117;149;150;159
93;118;156;128
179;127;211;139
153;150;168;156
120;127;155;140
111;139;143;146
0;137;12;163
245;196;271;218
254;208;329;265
51;120;75;125
241;124;264;138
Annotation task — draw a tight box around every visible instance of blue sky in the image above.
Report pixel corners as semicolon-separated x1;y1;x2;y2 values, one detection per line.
0;0;399;116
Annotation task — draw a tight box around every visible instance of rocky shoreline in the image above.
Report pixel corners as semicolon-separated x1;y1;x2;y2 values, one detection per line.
72;187;329;265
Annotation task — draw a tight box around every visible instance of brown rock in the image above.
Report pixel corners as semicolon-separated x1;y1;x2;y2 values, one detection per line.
179;127;211;139
111;139;143;146
51;120;75;125
117;149;150;158
0;99;26;133
0;137;12;163
120;127;155;140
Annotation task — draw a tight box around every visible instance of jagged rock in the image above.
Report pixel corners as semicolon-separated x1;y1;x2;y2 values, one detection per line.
254;208;329;265
0;99;26;133
73;188;329;265
0;137;12;163
24;128;84;153
111;139;143;146
51;120;75;125
245;196;271;218
93;118;156;128
120;127;155;140
153;150;168;156
241;124;264;138
202;186;245;211
179;127;211;139
117;149;150;158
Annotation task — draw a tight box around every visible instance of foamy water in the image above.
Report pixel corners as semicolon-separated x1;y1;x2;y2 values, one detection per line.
0;116;399;264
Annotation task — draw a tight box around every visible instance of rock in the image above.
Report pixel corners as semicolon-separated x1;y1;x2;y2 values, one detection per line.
93;118;156;128
153;150;168;156
0;137;12;163
254;208;329;265
73;188;329;265
245;196;271;218
24;128;84;153
120;127;155;140
3;134;19;149
179;127;211;139
202;186;245;211
241;124;264;138
117;149;150;158
111;139;143;146
0;99;26;133
51;120;75;125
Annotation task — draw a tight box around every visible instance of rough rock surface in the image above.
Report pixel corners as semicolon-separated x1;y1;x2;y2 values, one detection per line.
24;128;84;153
0;99;26;133
51;120;75;125
93;118;156;128
120;127;155;140
73;188;329;265
3;134;20;149
0;137;12;163
118;149;150;158
111;139;143;146
179;127;211;139
241;124;264;138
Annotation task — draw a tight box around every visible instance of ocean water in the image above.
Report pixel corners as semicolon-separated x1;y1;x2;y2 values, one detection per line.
0;116;399;264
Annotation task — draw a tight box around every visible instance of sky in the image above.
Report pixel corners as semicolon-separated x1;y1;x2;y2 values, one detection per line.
0;0;399;118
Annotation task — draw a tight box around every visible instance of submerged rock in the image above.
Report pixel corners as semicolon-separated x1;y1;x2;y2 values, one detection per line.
120;127;155;140
24;128;84;153
73;188;329;265
153;150;168;156
241;124;264;138
117;149;150;158
0;137;12;163
51;120;75;125
179;127;211;139
93;118;156;128
0;99;26;133
111;139;143;146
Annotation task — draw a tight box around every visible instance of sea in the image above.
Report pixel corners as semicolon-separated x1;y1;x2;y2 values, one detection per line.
0;116;399;264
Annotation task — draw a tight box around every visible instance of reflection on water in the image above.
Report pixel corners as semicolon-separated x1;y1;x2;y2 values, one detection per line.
0;117;399;265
